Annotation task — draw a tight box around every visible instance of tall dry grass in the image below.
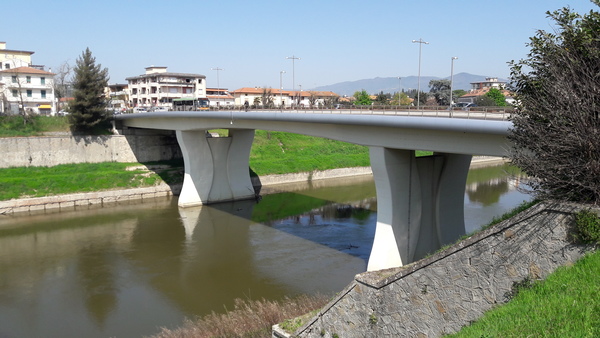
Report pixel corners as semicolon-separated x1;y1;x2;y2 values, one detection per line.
151;294;329;338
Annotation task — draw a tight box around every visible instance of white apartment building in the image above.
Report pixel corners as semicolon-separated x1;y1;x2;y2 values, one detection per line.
0;66;56;115
0;42;56;115
126;66;207;109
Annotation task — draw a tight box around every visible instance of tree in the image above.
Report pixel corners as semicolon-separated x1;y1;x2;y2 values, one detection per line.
428;79;451;106
453;89;467;98
53;61;72;111
474;95;496;107
484;87;507;106
374;91;390;105
69;48;109;133
508;1;600;203
353;90;372;106
260;87;274;108
308;91;318;108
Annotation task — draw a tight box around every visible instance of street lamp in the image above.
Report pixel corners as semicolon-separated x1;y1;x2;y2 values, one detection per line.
397;76;402;106
279;70;286;111
286;55;300;106
449;57;458;116
211;67;223;109
412;38;429;110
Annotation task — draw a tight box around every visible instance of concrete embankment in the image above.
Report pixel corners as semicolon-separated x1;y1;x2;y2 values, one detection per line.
273;201;598;337
0;157;506;216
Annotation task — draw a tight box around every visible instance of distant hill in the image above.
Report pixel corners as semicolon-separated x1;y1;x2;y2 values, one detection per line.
311;73;506;97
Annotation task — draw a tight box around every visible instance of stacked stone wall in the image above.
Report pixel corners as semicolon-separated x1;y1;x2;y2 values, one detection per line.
275;202;597;337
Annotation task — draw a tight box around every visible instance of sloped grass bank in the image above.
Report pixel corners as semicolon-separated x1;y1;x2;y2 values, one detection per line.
447;250;600;337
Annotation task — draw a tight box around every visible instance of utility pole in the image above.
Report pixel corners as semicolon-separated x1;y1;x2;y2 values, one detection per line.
286;55;300;106
211;67;223;108
449;57;458;116
280;70;286;111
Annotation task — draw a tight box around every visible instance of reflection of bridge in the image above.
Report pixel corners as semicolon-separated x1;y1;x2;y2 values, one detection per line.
116;111;512;271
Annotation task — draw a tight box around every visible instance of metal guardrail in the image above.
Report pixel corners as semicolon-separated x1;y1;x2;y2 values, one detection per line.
204;106;512;121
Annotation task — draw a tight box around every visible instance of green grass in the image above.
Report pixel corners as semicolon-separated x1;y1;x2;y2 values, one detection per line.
248;130;431;175
0;115;70;137
249;130;371;175
0;128;427;201
447;250;600;337
0;162;165;200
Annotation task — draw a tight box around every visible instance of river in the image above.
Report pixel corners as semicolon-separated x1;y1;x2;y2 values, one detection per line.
0;164;529;337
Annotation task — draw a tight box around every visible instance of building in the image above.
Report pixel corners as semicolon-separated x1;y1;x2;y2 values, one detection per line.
126;66;207;109
206;88;234;107
0;42;56;115
230;87;339;108
0;42;34;70
470;77;506;91
0;67;56;115
106;83;129;111
458;77;514;105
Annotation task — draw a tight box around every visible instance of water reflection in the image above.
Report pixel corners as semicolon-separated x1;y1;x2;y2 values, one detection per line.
0;165;530;338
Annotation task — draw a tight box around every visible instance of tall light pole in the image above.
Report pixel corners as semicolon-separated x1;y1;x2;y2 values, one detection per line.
449;57;458;116
279;70;286;110
397;76;402;106
211;67;223;108
412;38;429;110
286;55;300;106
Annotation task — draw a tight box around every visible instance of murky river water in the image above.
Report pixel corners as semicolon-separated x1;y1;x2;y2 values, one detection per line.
0;164;529;337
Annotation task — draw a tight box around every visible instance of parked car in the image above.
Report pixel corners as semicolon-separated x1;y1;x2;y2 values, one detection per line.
133;107;148;113
151;107;169;112
57;110;69;116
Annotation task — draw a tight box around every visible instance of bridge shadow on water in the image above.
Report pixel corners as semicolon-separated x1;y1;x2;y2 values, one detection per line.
203;176;379;263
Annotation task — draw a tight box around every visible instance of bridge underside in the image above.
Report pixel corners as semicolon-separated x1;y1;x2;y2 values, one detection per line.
174;127;472;270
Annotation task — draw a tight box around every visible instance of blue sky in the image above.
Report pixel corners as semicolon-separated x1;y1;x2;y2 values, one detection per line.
3;0;597;91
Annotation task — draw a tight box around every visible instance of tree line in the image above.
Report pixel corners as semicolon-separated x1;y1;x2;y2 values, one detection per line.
352;81;506;107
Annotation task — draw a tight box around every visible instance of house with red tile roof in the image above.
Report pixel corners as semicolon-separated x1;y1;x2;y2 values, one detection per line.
230;87;339;108
206;88;235;107
0;66;56;115
457;77;514;105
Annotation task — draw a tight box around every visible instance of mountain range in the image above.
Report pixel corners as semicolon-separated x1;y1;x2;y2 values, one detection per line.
312;73;507;97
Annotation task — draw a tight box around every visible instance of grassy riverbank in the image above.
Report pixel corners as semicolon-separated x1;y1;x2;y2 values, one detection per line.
0;115;70;137
0;130;375;201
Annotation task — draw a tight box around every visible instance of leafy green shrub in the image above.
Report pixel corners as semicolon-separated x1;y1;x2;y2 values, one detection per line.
574;209;600;244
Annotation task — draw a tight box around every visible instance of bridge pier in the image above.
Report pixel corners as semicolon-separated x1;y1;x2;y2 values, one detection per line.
176;129;256;207
367;148;471;271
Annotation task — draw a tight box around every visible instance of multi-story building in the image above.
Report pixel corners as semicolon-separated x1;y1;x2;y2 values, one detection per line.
126;66;207;109
458;77;514;105
105;83;129;112
0;66;55;115
0;42;56;115
0;42;34;70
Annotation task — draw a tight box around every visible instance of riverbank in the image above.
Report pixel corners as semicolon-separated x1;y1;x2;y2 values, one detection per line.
0;156;507;216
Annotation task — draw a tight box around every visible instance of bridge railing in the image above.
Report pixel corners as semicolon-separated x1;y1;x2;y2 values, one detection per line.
206;105;512;121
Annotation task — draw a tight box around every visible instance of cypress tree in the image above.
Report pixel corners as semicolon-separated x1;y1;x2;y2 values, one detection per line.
69;48;109;133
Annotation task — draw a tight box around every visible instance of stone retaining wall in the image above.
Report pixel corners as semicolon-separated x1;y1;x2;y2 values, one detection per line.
0;130;181;168
274;201;597;337
0;183;181;215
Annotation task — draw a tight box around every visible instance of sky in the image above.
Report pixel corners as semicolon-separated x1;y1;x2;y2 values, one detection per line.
3;0;597;91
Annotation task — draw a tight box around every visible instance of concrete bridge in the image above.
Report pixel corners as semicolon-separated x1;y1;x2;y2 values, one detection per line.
116;111;512;271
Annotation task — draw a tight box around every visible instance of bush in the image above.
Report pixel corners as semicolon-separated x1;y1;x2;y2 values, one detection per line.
574;209;600;244
508;3;600;203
